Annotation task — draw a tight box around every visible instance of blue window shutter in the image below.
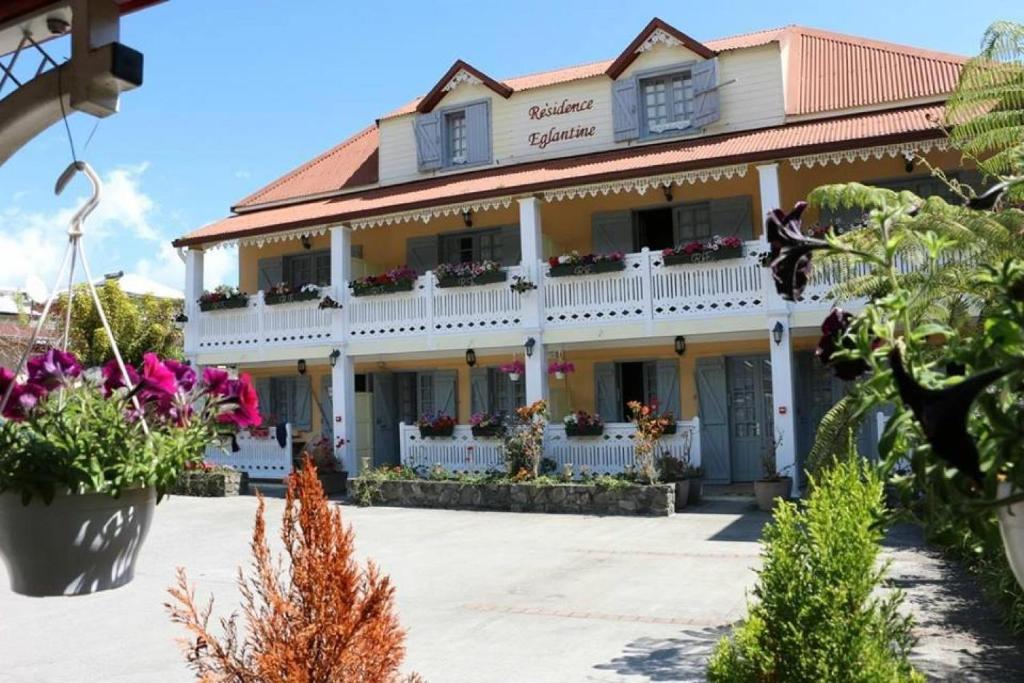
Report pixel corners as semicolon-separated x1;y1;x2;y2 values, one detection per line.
498;225;521;266
591;211;634;254
257;257;283;291
696;357;730;483
594;362;620;422
405;235;438;273
255;378;271;425
414;111;442;171
432;370;458;417
612;77;640;142
470;368;490;415
293;376;312;431
691;58;721;129
654;360;681;420
464;101;491;165
709;196;753;241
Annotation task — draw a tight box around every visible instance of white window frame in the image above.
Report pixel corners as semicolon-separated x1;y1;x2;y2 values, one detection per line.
445;110;467;166
636;61;698;140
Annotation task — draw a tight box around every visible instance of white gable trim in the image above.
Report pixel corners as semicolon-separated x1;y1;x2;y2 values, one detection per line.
442;69;483;93
637;28;685;53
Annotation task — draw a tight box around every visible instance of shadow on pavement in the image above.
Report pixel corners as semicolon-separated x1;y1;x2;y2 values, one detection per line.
593;624;732;682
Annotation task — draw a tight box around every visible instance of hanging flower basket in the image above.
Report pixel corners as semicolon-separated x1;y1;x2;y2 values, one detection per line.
549;260;626;277
548;361;575;381
199;296;249;311
435;261;507;288
501;360;524;382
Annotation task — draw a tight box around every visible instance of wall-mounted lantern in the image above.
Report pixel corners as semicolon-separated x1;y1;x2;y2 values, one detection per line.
772;321;785;346
674;335;686;356
465;348;477;367
524;337;536;358
329;349;341;368
297;359;307;375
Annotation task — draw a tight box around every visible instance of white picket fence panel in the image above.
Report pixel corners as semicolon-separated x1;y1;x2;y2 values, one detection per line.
196;290;333;351
399;420;700;477
651;242;766;319
205;423;293;480
543;252;650;327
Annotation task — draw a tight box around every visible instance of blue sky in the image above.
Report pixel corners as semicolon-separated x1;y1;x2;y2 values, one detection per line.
1;0;1020;296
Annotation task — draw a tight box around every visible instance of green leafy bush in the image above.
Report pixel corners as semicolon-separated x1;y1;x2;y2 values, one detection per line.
707;461;922;682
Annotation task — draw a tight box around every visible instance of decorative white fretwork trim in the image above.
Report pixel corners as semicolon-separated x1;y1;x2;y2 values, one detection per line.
637;28;683;53
542;163;749;202
788;139;949;170
209;225;331;251
443;69;482;92
350;196;514;230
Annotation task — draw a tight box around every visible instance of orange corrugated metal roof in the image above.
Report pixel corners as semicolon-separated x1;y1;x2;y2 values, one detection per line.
223;23;965;218
177;104;945;247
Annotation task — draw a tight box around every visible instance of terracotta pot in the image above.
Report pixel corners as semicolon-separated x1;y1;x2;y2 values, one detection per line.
0;487;155;596
997;481;1024;590
754;477;792;512
674;479;690;511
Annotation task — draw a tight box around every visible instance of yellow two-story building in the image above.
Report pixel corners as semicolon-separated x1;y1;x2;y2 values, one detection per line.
173;18;972;491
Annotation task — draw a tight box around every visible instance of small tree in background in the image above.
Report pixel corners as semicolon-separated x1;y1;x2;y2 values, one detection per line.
55;280;181;367
166;459;418;682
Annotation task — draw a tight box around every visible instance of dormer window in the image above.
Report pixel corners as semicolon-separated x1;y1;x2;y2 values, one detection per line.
641;71;695;135
446;110;468;165
415;100;492;171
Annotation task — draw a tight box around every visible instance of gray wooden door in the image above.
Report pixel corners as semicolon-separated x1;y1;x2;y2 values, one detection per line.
727;356;773;482
372;372;399;467
696;357;730;484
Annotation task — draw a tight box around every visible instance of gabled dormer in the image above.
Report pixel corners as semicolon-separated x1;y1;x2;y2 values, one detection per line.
412;60;511;172
607;18;722;142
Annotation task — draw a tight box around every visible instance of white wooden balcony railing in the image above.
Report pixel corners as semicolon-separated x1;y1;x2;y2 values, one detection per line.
190;243;916;351
398;420;700;476
204;424;293;479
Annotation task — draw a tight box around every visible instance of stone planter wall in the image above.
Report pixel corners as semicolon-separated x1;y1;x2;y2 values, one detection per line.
351;479;674;516
171;470;248;497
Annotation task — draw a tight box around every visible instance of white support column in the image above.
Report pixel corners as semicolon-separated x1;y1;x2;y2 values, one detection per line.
183;247;203;358
330;353;358;475
329;225;352;342
524;338;548;406
756;162;782;224
517;196;544;329
767;315;798;497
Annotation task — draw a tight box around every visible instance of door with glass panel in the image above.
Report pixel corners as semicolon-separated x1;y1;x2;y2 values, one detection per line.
726;355;774;482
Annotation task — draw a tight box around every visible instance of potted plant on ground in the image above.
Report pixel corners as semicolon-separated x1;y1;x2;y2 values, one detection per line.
548;360;575;381
349;266;418;297
563;410;604;437
172;461;248;497
301;436;348;495
263;282;321;306
547;250;626;277
0;351;261;595
198;285;249;311
417;413;455;438
470;412;503;438
434;260;506;288
662;234;744;266
754;436;792;512
500;359;524;382
657;453;690;511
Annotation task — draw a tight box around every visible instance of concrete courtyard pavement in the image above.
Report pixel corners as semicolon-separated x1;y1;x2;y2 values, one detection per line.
0;493;1021;682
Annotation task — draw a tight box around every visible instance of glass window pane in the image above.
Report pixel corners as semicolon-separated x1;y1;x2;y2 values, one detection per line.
447;111;466;164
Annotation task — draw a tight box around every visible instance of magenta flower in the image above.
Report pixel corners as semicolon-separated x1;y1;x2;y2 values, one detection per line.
2;381;46;421
26;349;81;389
202;367;230;396
164;358;197;392
140;353;178;399
216;372;261;428
102;359;141;396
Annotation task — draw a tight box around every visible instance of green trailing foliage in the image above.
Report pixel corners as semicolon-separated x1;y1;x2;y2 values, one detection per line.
707;461;923;683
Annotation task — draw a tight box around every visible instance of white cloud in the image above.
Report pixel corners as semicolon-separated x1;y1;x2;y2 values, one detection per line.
134;242;238;291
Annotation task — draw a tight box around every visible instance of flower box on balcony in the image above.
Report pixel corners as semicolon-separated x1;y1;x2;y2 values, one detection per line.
436;270;507;288
350;281;415;297
199;297;249;312
470;424;503;438
663;246;743;266
661;422;677;435
419;425;455;438
565;424;604;437
548;260;626;278
264;290;321;306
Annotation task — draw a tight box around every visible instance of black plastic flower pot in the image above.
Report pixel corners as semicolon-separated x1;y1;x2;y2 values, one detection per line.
419;425;455;438
436;270;507;288
663;246;742;266
564;424;604;437
471;424;503;438
350;281;416;297
199;297;249;312
264;290;321;306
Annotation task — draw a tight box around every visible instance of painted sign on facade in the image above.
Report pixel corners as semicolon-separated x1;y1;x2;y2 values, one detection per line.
526;98;598;150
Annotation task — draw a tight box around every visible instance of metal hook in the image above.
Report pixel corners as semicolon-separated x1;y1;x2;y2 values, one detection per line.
54;160;101;236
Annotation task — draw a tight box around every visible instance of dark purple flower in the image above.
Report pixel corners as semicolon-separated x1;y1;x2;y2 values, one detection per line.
2;381;46;421
816;308;872;381
202;367;230;396
216;372;261;428
765;202;829;301
164;358;197;393
26;349;81;389
889;347;1006;484
102;359;140;396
